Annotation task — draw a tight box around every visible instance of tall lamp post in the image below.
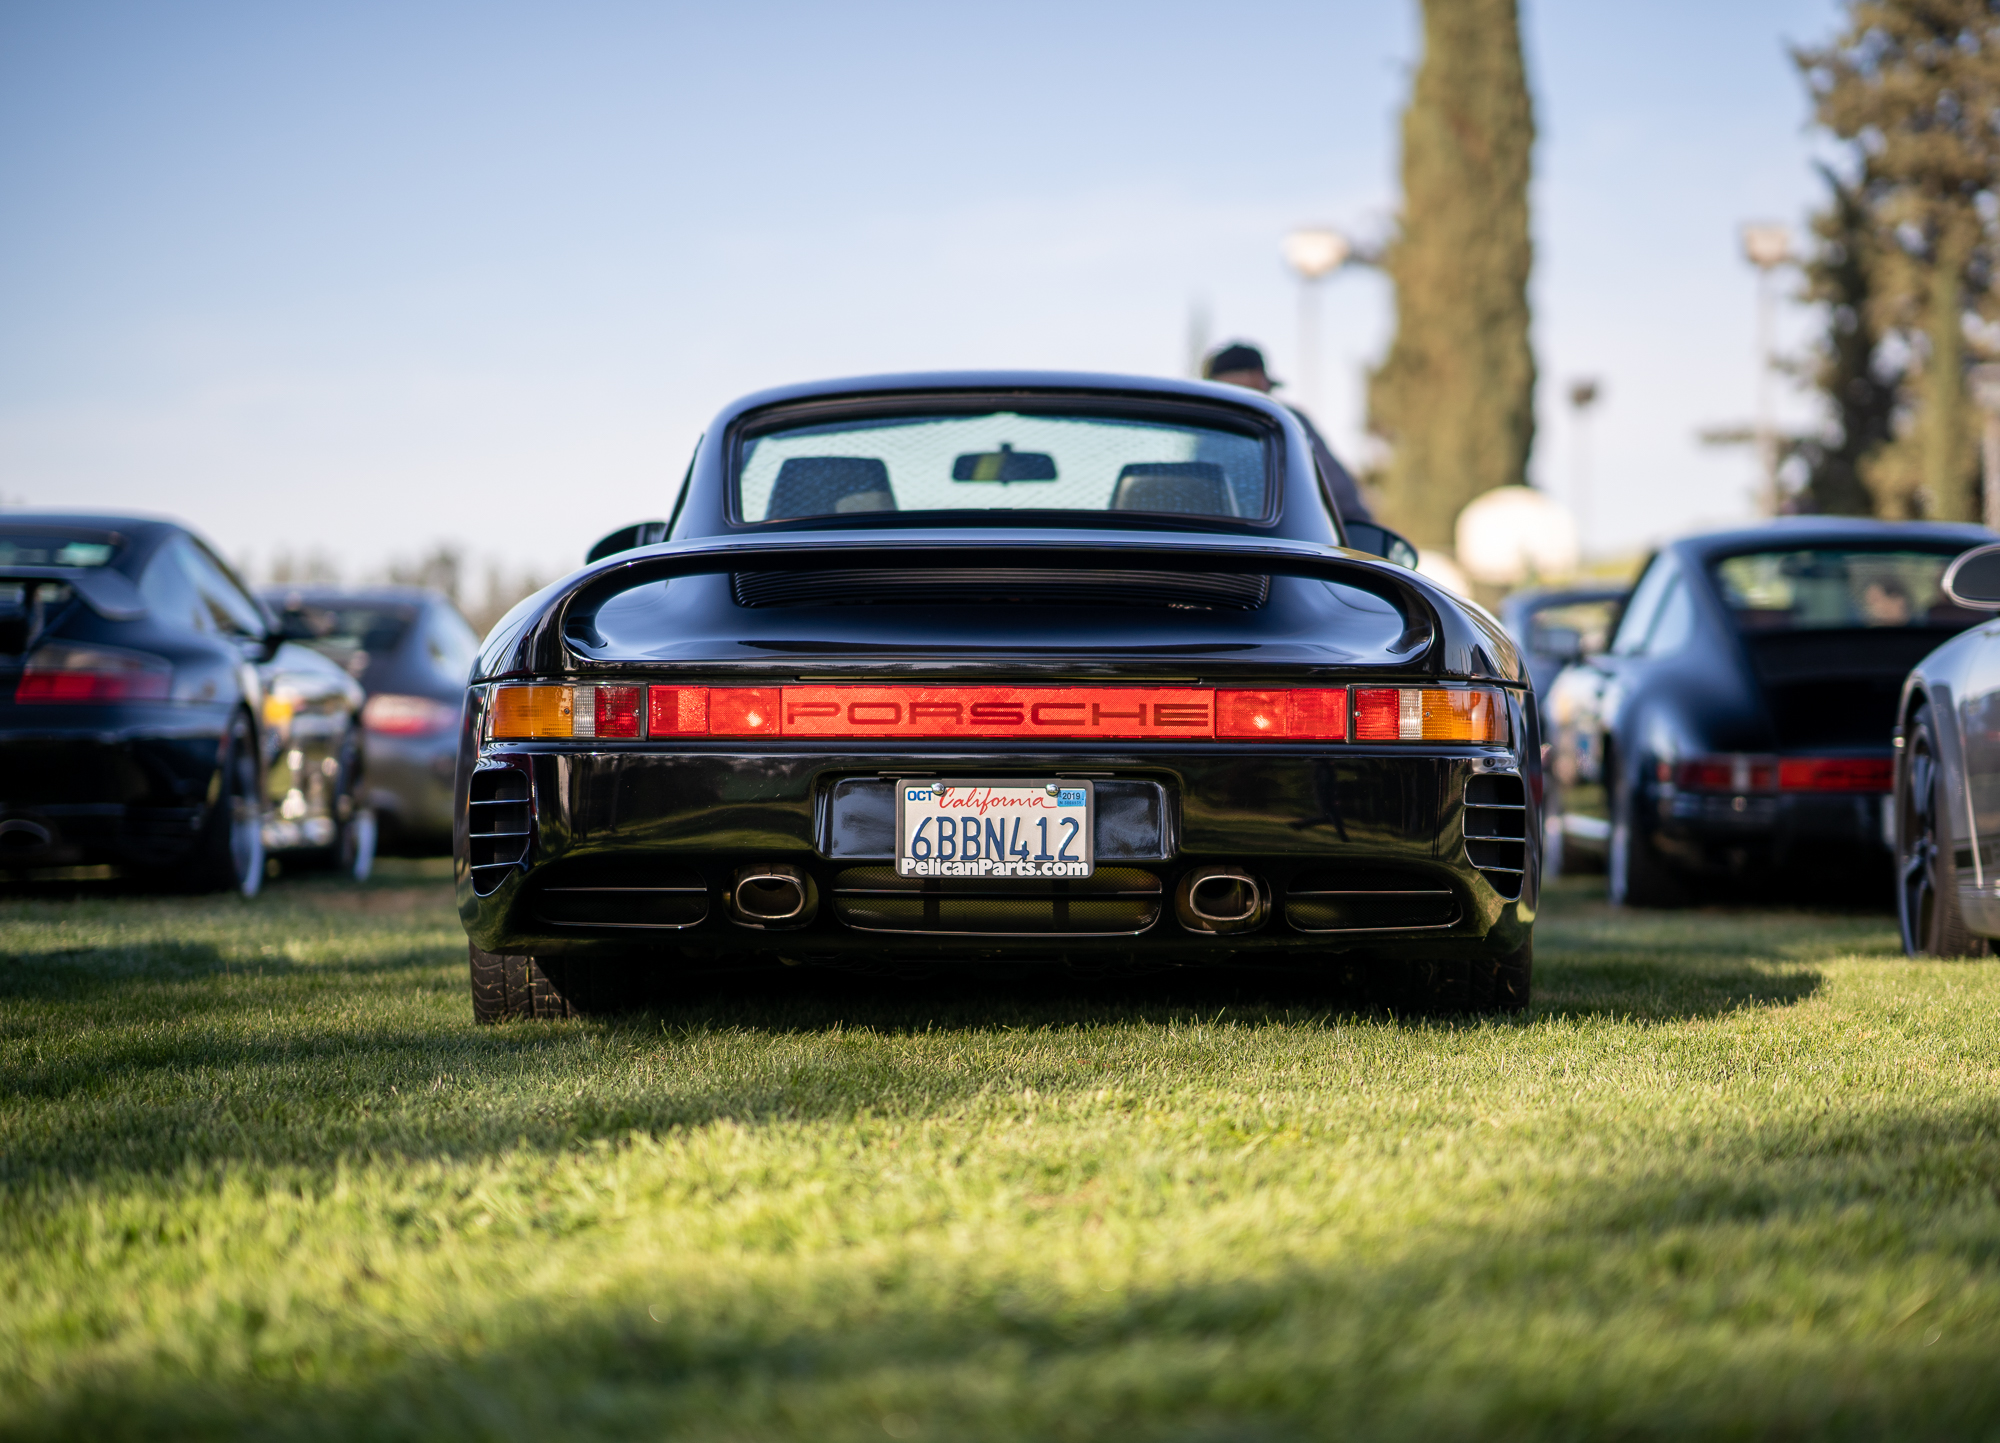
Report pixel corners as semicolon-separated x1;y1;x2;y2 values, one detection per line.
1567;378;1602;559
1283;227;1352;419
1741;222;1794;516
1970;363;2000;530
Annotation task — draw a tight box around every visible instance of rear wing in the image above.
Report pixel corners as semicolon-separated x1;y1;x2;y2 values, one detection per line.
478;530;1519;684
0;565;145;620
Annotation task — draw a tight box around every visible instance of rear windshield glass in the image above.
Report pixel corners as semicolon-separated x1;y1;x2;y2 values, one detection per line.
1712;548;1980;631
0;530;119;568
736;408;1271;523
269;601;414;674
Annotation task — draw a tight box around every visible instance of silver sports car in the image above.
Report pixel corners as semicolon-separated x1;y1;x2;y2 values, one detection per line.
1894;542;2000;955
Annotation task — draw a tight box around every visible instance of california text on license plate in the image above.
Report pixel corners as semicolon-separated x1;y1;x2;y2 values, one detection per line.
896;780;1093;878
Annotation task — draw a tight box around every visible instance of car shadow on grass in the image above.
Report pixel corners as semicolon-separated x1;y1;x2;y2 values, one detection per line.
16;1095;2000;1443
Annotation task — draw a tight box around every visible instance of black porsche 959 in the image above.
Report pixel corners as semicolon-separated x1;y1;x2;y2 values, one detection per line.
456;372;1538;1019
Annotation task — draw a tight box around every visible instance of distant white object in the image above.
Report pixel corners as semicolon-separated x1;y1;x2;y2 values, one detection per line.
1283;228;1351;280
1740;222;1793;271
1415;549;1472;597
1454;485;1581;585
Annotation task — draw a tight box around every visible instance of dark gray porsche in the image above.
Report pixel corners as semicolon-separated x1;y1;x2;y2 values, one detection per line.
456;372;1539;1018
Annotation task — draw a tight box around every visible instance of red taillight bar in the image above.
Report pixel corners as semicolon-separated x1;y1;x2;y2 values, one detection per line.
489;684;1513;743
1670;753;1893;794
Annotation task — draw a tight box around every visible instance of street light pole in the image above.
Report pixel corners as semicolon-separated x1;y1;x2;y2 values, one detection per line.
1741;222;1794;516
1283;227;1351;420
1567;378;1602;559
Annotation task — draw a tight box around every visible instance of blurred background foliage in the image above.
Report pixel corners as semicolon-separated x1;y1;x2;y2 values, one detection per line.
1796;0;2000;520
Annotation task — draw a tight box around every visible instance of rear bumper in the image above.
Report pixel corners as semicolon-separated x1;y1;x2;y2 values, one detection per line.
1654;788;1891;870
0;708;231;870
362;730;457;848
455;741;1537;966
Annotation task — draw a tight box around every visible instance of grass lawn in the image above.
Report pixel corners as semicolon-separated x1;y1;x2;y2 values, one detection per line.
3;863;1999;1440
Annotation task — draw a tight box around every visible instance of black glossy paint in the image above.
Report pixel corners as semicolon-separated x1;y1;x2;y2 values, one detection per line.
0;512;365;877
456;372;1538;971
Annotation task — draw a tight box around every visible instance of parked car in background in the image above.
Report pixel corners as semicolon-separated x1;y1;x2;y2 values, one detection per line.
1891;542;2000;956
0;513;371;894
1544;518;1993;904
458;370;1537;1022
262;586;477;854
1499;584;1627;724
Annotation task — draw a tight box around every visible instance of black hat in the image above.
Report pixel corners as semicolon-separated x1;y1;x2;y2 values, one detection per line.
1203;342;1279;384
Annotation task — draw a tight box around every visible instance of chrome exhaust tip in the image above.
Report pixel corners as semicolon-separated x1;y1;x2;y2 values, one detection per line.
727;863;819;929
1174;866;1268;934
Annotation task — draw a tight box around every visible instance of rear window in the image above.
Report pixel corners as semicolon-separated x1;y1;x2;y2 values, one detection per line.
736;406;1272;523
0;530;120;568
270;601;414;675
1712;548;1980;632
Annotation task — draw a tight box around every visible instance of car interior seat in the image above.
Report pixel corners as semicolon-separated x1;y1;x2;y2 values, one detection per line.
766;457;896;519
1109;462;1235;516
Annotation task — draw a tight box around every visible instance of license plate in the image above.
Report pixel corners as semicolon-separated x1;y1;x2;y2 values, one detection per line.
896;779;1093;879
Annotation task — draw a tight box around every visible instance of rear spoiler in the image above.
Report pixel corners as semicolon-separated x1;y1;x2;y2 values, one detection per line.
481;530;1518;683
0;565;145;620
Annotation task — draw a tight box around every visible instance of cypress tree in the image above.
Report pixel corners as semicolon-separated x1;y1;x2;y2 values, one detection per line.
1367;0;1537;549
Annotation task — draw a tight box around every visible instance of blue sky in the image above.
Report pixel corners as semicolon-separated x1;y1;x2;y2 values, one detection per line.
0;0;1843;578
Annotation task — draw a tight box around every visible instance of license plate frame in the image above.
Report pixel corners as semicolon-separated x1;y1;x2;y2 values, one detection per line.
895;779;1094;879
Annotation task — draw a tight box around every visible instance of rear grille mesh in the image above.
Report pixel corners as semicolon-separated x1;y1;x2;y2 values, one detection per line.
467;768;531;896
1464;772;1527;899
832;865;1162;934
733;569;1269;610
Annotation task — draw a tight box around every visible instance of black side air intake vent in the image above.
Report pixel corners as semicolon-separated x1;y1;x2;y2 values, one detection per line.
467;767;532;896
732;569;1269;610
1464;772;1527;899
532;869;708;929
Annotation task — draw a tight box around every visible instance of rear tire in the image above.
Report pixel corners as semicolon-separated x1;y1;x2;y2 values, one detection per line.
1609;764;1684;908
1898;703;1988;958
174;712;264;897
470;943;577;1023
340;808;377;882
468;944;646;1022
1406;934;1532;1015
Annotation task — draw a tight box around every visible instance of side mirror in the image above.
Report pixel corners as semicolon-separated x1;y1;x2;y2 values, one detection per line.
1532;624;1584;665
1945;543;2000;608
587;521;669;565
1343;521;1420;571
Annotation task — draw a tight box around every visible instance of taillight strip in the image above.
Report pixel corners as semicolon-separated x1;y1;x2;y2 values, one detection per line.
486;683;1510;744
1668;753;1894;794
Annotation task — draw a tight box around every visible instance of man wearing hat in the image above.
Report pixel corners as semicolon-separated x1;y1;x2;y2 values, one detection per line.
1204;341;1375;523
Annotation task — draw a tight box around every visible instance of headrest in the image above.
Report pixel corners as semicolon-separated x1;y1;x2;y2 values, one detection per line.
1110;462;1234;516
767;457;895;519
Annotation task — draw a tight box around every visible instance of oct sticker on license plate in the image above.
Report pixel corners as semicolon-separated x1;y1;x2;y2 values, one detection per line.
897;779;1093;879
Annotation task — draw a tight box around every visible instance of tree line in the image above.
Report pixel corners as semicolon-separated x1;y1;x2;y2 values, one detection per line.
1797;0;2000;521
1360;0;2000;543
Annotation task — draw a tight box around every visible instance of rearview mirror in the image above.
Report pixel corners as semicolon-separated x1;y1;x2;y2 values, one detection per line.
1343;521;1419;570
951;444;1057;483
587;521;669;565
1945;543;2000;608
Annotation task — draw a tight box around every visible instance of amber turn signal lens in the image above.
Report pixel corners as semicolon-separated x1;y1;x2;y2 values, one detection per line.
490;685;575;739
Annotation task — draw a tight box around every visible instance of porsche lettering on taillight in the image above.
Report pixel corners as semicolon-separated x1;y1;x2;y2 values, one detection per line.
485;683;1513;744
